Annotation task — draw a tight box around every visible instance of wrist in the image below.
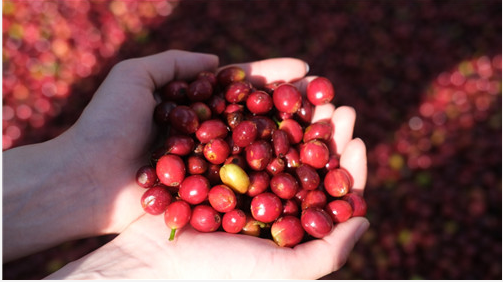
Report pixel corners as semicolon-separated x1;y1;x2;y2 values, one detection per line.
3;133;104;261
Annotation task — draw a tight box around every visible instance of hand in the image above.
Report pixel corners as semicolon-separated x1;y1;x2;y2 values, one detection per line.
47;52;369;279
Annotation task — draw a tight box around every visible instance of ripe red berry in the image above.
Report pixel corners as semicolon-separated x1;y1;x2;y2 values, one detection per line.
246;90;273;114
188;78;213;102
217;66;246;87
165;200;191;241
306;77;335;105
250;192;283;223
208;184;238;213
190;205;222;233
301;207;333;238
295;164;320;191
141;185;172;215
168;105;200;134
165;135;195;156
222;209;247;234
163;80;188;103
136;165;158;188
178;175;210;205
299;140;330;169
303;121;333;143
271;216;305;247
273;83;302;113
203;138;231;164
324;168;352;197
342;192;367;217
245;140;273;171
326;200;353;223
156;154;186;187
196;119;229;144
270;172;299;200
232;120;258;147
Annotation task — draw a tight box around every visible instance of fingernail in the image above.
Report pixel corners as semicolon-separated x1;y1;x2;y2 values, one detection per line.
305;62;310;74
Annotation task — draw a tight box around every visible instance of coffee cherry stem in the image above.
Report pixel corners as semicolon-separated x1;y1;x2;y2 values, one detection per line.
272;116;282;127
169;228;177;241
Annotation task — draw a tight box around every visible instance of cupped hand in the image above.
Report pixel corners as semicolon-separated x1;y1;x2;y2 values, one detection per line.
51;51;369;279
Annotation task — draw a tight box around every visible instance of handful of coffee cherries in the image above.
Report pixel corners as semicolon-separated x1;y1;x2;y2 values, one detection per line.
135;66;367;247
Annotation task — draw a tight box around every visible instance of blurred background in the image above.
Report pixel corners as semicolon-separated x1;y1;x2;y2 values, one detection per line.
2;0;501;279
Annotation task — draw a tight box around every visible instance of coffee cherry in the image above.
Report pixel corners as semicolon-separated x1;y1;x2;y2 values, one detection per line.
163;80;188;103
279;119;303;144
136;165;158;188
241;215;262;237
282;198;300;217
156;154;186;187
295;164;320;191
271;216;305;247
251;115;277;140
299;140;330;169
188;78;213;102
165;135;195;156
232;120;258;147
306;77;335;105
270;172;299;200
245;140;273;171
154;101;177;125
301;207;333;238
266;157;286;175
141;185;172;215
208;184;237;213
342;192;367;217
178;175;210;205
190;205;222;232
284;147;301;169
168;105;200;134
250;192;283;223
326;199;353;223
222;209;247;234
272;129;290;157
217;66;246;86
273;83;302;113
203;138;230;164
301;189;327;210
246;171;270;197
190;102;212;122
196;119;228;144
197;71;217;87
219;163;250;194
164;200;191;241
246;90;273;114
296;98;314;125
187;155;208;175
225;81;252;103
324;168;352;197
303;121;333;143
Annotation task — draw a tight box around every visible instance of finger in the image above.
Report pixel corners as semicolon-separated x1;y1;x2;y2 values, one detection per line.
339;138;367;195
290;217;369;279
330;106;356;155
118;49;219;90
311;103;336;123
220;58;309;87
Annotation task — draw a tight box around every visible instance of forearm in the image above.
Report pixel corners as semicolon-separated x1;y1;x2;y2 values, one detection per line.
2;135;102;262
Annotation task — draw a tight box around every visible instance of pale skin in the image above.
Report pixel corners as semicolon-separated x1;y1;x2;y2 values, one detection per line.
3;50;369;279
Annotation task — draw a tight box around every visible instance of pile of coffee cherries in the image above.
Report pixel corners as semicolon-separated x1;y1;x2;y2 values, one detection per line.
135;66;367;247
